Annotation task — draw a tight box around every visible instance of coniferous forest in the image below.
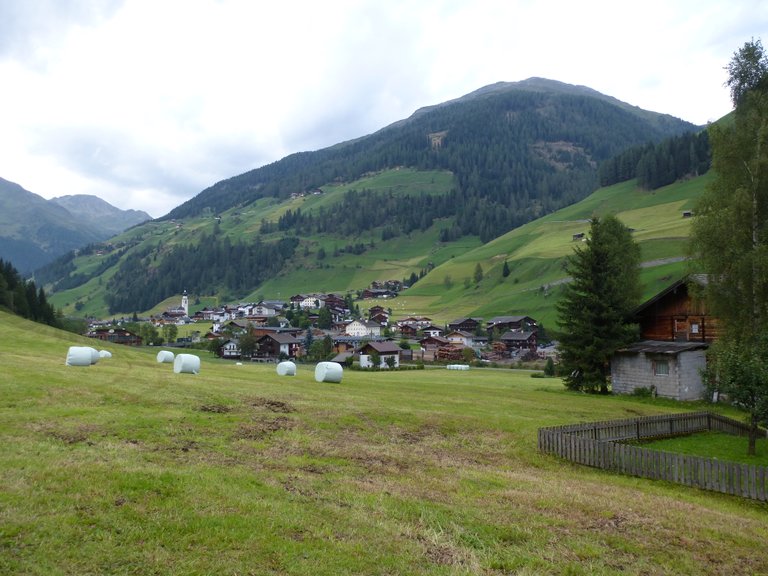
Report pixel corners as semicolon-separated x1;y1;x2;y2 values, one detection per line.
598;131;711;189
165;83;697;244
104;235;299;313
0;259;58;326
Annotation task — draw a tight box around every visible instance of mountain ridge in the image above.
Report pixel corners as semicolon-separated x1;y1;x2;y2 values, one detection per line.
36;78;706;318
0;177;152;274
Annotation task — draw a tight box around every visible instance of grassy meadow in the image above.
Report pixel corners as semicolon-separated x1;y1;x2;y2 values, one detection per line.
1;311;766;575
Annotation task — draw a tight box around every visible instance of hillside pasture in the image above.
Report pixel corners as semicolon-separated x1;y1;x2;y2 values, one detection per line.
1;312;766;575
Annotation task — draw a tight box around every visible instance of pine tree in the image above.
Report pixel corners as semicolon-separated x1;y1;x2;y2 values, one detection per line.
556;215;641;393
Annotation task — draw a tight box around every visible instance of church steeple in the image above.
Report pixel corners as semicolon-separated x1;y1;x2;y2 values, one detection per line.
181;290;189;316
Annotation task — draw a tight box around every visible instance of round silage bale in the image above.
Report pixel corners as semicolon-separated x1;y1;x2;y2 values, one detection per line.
66;346;96;366
314;361;343;383
157;350;175;363
276;361;297;376
88;347;100;364
99;350;112;359
173;353;201;374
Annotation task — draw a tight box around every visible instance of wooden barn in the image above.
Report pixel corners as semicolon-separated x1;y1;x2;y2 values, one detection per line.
611;275;715;400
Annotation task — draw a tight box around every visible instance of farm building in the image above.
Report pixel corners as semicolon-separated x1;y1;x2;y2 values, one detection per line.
357;340;401;369
611;275;715;400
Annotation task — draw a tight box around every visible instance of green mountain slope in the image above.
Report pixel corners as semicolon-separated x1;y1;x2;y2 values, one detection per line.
44;167;709;324
38;78;704;318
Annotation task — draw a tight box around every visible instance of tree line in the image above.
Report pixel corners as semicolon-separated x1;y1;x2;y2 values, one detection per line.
598;130;711;189
0;259;58;326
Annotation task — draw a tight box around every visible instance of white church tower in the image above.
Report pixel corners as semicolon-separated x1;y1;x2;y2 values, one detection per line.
181;289;189;316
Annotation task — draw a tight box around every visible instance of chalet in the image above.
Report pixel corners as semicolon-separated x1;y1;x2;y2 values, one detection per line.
357;340;401;369
86;327;142;346
345;319;382;337
219;339;241;359
361;288;397;299
249;303;279;317
447;317;482;333
611;275;714;400
446;330;475;348
499;330;537;352
419;335;449;351
322;293;347;310
397;316;430;328
398;323;419;338
255;333;301;360
368;305;386;317
370;311;390;326
249;325;303;338
223;319;252;335
422;324;443;338
331;333;387;352
486;315;537;334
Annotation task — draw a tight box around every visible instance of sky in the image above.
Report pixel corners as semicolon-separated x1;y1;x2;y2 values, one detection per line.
0;1;765;219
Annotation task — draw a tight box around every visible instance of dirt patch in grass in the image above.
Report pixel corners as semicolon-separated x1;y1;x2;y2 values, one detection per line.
32;422;103;445
198;404;232;413
234;417;295;440
248;397;296;413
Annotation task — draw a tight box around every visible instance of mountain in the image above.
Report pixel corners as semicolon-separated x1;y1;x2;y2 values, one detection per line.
0;178;151;275
50;195;151;236
38;78;704;317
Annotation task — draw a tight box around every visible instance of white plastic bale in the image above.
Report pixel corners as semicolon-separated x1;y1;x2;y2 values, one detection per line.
66;346;96;366
88;347;100;364
276;361;297;376
99;350;112;359
156;350;175;363
173;353;201;374
314;361;343;383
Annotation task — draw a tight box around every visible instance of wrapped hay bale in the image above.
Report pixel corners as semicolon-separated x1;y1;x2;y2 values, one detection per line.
314;361;343;383
99;350;112;359
447;364;470;370
276;361;297;376
156;350;175;363
173;353;200;374
66;346;98;366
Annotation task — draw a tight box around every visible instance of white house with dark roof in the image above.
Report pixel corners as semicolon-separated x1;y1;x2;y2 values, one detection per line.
357;340;401;368
345;319;382;337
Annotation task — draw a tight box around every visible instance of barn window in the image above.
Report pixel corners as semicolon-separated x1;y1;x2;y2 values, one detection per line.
653;359;670;376
691;323;700;334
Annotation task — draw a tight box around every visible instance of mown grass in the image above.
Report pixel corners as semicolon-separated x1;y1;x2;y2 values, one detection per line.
1;311;766;575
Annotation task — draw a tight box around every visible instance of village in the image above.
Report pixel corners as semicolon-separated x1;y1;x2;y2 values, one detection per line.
85;274;717;402
85;281;544;367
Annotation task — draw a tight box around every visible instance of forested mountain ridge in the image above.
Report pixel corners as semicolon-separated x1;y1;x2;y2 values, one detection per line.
164;78;697;239
40;78;704;317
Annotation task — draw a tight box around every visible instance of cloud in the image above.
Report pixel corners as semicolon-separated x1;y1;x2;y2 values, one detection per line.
1;0;767;218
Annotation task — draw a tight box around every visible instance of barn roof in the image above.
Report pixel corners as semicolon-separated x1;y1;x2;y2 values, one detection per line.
617;340;709;355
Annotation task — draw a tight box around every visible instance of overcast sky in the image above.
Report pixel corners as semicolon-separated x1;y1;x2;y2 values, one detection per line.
0;0;765;218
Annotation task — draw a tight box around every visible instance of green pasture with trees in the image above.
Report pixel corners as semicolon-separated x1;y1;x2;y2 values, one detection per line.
1;310;767;575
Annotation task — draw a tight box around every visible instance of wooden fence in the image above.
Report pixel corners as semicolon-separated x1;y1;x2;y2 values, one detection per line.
538;412;767;502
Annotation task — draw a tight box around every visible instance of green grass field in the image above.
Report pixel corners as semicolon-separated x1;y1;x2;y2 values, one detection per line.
638;431;768;466
2;311;766;575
